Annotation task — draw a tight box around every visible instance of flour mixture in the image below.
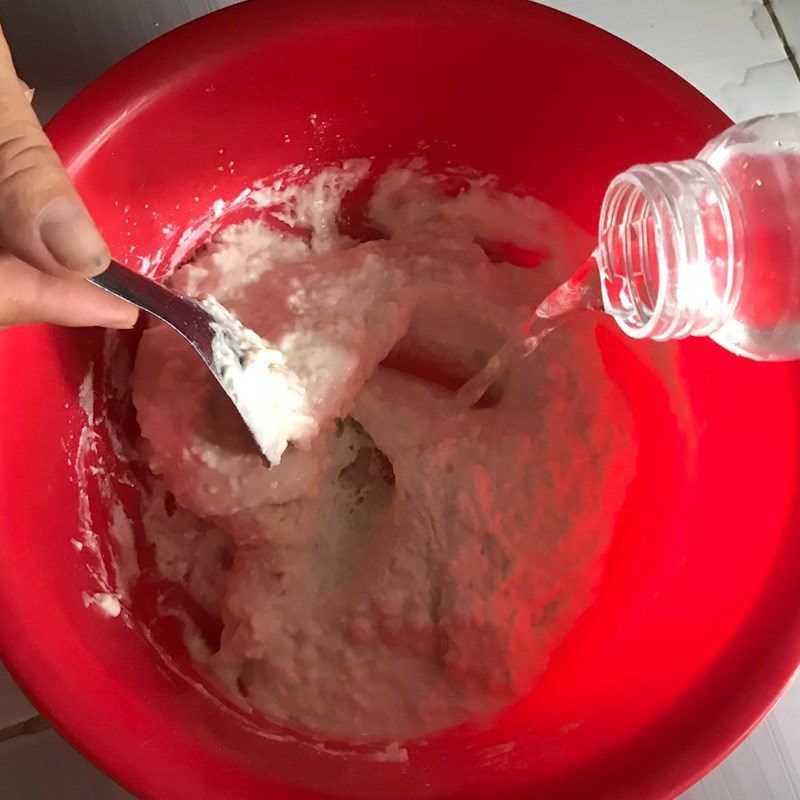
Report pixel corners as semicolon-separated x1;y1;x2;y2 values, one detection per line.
132;160;635;740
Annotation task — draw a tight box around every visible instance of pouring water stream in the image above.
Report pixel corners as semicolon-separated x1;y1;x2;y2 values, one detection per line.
452;255;607;412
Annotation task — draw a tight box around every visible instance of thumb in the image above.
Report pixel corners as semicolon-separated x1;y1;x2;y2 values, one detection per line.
0;25;110;278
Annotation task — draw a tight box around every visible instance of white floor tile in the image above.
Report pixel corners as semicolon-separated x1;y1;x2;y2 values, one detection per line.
0;664;36;730
0;729;134;800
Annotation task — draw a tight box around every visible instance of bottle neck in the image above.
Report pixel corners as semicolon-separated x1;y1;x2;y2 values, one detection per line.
596;159;743;342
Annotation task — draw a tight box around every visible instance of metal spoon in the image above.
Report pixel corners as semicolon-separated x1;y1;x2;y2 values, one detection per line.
91;260;273;465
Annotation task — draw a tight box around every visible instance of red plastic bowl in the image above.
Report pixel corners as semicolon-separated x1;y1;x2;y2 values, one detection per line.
3;1;800;798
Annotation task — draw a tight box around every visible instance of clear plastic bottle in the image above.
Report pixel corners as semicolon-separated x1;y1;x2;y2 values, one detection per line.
595;112;800;360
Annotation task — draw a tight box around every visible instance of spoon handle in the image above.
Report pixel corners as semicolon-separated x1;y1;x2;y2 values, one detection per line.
90;261;214;354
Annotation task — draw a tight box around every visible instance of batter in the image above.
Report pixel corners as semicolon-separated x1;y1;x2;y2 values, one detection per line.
133;161;635;739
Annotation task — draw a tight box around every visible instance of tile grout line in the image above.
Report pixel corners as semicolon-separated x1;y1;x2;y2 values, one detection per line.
0;715;50;744
762;0;800;82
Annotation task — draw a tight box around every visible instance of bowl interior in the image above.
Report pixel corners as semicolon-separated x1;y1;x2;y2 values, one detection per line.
3;2;800;799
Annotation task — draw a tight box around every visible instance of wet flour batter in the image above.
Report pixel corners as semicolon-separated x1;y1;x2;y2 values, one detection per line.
133;161;635;739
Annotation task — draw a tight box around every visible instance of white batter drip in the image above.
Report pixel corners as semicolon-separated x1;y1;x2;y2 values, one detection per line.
133;161;635;740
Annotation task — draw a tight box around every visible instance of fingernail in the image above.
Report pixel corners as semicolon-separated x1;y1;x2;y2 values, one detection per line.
103;303;139;330
24;87;35;103
39;198;111;274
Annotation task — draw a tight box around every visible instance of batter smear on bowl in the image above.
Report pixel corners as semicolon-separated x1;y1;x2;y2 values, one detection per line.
132;160;635;740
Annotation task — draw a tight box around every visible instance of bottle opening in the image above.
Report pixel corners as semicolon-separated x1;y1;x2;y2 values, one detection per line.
597;160;741;342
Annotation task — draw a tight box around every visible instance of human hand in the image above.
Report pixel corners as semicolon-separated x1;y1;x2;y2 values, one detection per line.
0;24;138;330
